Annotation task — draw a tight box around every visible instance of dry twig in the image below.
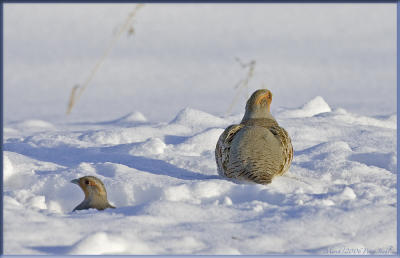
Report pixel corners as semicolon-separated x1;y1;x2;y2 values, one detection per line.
66;4;145;115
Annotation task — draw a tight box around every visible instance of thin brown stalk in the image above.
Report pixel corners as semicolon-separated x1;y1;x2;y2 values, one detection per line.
66;4;145;115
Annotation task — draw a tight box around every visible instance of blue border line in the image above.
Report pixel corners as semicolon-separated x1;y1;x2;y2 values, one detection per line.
0;0;397;3
1;1;4;255
397;0;399;256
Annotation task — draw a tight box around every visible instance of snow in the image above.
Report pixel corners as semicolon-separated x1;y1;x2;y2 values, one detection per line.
3;154;14;182
170;108;229;130
68;232;152;255
3;95;396;254
3;3;396;255
4;3;396;123
279;96;332;118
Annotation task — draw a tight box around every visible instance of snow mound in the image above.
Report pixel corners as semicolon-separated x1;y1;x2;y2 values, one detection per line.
163;181;229;203
12;190;48;210
28;195;47;210
129;137;166;156
170;108;228;129
340;187;357;200
3;154;14;182
302;141;352;157
279;96;331;118
163;184;193;202
47;200;63;213
4;127;19;138
112;111;148;124
19;119;54;128
173;128;224;156
349;152;397;173
80;127;161;145
169;236;206;254
328;109;396;129
68;232;151;254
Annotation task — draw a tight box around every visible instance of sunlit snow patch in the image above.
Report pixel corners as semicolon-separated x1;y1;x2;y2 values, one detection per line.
278;96;331;118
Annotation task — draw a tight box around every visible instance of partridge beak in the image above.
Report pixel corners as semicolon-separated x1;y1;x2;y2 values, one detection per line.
70;179;80;185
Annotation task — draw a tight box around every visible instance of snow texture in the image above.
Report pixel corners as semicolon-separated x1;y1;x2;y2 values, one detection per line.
3;96;396;255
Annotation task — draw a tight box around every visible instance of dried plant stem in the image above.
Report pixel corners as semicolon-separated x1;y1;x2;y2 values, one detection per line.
67;4;145;115
226;58;256;116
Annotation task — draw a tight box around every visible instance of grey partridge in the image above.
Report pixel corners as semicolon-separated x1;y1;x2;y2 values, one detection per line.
215;89;293;184
71;176;115;211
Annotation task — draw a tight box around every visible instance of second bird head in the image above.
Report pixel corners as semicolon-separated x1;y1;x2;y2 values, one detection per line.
71;176;115;212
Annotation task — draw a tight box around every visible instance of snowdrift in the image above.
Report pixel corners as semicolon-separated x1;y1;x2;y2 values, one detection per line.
3;97;396;255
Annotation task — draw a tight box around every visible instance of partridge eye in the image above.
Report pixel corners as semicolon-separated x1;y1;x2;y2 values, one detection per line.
85;180;89;185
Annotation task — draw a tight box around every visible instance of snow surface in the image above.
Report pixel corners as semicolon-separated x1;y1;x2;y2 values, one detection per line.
3;96;396;255
4;3;396;123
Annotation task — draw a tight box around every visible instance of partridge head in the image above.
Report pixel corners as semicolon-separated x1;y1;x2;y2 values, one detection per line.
71;176;115;211
242;89;274;121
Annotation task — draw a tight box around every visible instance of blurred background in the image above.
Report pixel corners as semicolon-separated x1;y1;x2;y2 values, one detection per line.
4;3;396;123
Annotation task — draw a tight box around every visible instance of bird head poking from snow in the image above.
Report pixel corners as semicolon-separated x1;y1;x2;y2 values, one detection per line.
71;176;115;212
242;89;274;122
